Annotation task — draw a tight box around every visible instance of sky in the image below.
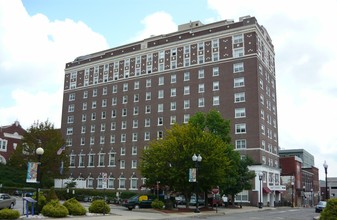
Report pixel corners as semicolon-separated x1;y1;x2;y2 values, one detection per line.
0;0;336;180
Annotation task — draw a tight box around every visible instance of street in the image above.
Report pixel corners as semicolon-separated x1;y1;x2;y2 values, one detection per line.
13;197;320;220
182;208;319;220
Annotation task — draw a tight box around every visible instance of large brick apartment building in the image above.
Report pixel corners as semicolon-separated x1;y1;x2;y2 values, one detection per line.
60;15;282;206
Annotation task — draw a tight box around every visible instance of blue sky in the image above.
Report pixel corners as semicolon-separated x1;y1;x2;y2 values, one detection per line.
1;0;337;179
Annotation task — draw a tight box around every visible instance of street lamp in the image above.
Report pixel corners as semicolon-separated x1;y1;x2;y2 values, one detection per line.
291;181;294;208
323;161;328;201
303;185;306;207
35;146;44;215
192;153;202;213
258;172;263;209
311;188;313;207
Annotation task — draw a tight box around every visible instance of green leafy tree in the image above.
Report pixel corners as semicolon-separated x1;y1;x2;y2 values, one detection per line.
140;123;234;207
189;110;255;203
320;198;337;220
188;109;231;144
221;156;256;205
8;120;68;188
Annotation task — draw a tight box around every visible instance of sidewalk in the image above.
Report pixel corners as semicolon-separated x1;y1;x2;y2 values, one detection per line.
20;205;278;220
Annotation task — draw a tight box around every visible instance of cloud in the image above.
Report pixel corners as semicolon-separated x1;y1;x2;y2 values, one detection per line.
207;0;337;178
0;0;109;128
129;11;177;42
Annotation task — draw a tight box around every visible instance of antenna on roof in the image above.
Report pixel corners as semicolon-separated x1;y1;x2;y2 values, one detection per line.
189;20;193;34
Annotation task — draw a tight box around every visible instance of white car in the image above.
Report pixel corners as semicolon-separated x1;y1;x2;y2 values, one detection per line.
0;193;16;209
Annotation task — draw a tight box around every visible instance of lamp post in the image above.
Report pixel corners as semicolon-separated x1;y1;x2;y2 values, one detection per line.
323;161;328;201
303;185;306;207
258;172;263;209
35;146;44;215
311;188;313;207
291;181;294;208
192;153;202;213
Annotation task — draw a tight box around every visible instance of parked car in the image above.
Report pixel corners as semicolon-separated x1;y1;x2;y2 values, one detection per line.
0;193;16;209
315;201;327;213
189;195;205;206
122;195;155;210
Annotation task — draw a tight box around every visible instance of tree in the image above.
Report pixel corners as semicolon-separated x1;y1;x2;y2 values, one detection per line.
189;110;255;204
220;156;256;206
188;109;231;144
320;198;337;219
140;123;234;207
8;120;68;188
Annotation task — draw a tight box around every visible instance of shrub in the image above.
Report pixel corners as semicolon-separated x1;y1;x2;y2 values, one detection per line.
151;199;165;209
31;191;47;213
63;198;87;216
46;187;58;202
41;200;69;218
88;199;110;214
0;208;20;219
320;198;337;220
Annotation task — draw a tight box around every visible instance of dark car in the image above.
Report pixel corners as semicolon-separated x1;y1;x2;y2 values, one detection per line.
122;195;155;210
315;201;327;213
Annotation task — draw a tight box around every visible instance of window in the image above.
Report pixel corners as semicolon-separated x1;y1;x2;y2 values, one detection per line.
184;72;190;81
132;160;137;169
109;150;116;167
98;153;105;166
184;100;190;109
198;69;204;79
213;67;219;76
212;39;219;48
133;106;139;115
235;108;246;118
158;76;164;85
158;90;164;99
184;86;190;95
171;88;176;97
121;134;126;142
68;104;74;112
234;92;245;103
102;99;107;107
234;62;244;73
110;135;115;143
146;92;151;100
198;55;204;64
79;154;85;167
120;147;126;155
145;118;151;127
91;113;96;120
93;89;97;97
83;91;88;99
122;95;128;104
170;102;176;111
88;154;94;167
198;42;204;51
158;103;163;112
118;176;126;189
213;81;219;91
158;117;163;125
69;93;75;101
234;77;245;88
132;95;139;103
133;119;138;128
233;34;243;44
121;121;127;129
134;81;139;89
122;108;127;117
132;133;138;142
145;105;151;114
170;115;176;124
120;160;125;169
112;85;117;93
183;114;190;123
81;114;86;122
90;125;95;133
235;139;247;149
144;132;150;140
233;48;244;58
198;98;205;107
213;52;219;61
123;83;129;92
146;79;151;87
92;101;97;109
171;74;176;83
112;97;117;105
103;87;107;95
213;96;219;105
235;123;246;134
198;84;204;93
101;111;106;119
132;146;138;155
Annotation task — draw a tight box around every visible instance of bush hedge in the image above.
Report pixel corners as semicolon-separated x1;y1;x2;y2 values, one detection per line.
63;198;86;216
0;208;20;219
320;198;337;220
41;200;69;218
88;199;110;214
151;199;165;209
